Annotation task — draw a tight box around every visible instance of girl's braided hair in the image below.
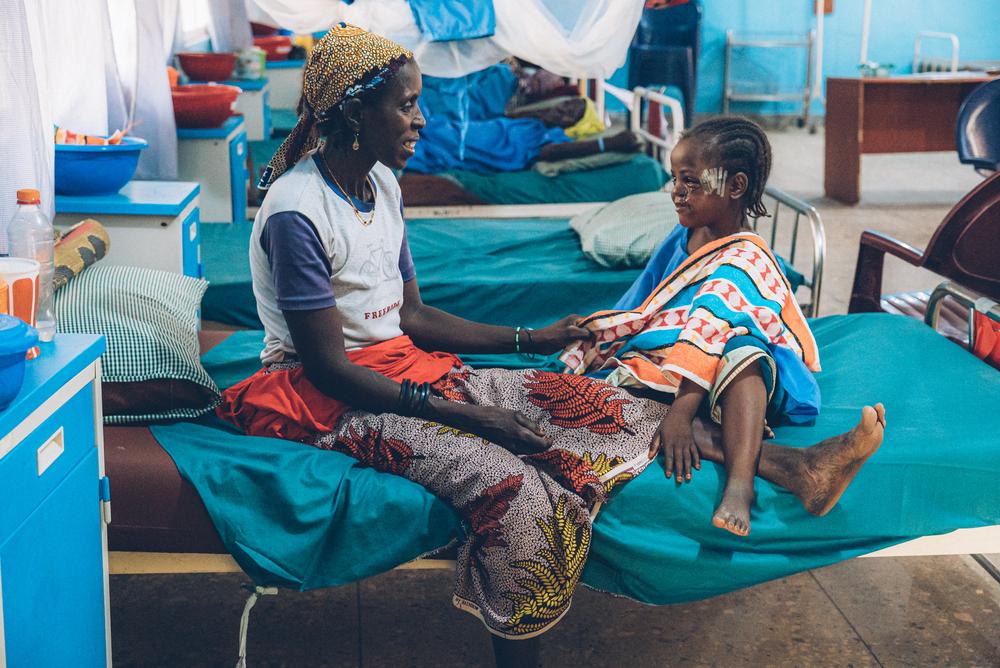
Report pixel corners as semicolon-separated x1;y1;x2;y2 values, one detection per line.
681;116;772;218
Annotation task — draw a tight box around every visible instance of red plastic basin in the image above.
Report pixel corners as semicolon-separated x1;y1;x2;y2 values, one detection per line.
176;52;236;83
171;84;241;128
250;21;279;36
253;36;293;61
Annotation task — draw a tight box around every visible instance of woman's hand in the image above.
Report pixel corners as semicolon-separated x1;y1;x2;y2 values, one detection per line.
471;405;553;455
648;412;701;484
528;315;591;354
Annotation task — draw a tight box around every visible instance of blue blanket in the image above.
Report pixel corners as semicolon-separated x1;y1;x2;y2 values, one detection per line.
154;314;1000;602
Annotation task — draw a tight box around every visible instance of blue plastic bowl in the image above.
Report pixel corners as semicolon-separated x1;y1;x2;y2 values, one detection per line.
54;136;148;196
0;315;39;412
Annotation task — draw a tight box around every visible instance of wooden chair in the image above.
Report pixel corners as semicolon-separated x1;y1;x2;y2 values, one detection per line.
848;171;1000;339
956;78;1000;174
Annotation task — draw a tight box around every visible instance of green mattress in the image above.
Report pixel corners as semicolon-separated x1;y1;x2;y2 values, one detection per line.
446;154;669;205
154;314;1000;602
202;217;642;330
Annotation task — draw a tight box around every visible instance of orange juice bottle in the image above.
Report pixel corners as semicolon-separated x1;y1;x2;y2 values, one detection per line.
7;189;56;342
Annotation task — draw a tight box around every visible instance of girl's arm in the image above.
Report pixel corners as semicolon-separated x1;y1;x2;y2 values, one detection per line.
284;305;553;454
398;279;589;355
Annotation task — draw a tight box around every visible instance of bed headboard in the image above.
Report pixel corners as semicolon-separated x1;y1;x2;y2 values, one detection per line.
587;79;685;171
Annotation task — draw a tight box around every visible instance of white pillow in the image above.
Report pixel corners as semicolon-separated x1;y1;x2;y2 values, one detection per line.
570;191;679;268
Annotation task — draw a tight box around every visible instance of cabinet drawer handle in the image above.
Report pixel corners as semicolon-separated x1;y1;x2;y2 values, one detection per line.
37;427;65;476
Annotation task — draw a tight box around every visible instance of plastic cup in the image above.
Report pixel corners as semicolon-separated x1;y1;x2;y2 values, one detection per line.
0;257;41;359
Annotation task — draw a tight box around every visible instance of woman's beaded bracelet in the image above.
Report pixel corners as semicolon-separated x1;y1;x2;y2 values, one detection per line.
398;379;431;417
514;325;537;359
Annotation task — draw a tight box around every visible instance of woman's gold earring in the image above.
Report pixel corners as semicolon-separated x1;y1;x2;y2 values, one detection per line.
352;133;360;151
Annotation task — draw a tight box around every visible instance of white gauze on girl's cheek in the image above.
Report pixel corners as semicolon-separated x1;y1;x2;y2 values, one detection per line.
700;167;728;196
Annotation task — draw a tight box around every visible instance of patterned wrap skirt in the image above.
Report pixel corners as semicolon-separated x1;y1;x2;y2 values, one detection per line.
303;363;667;639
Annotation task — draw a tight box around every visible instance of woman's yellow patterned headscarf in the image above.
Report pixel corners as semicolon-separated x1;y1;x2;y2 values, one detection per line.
259;23;412;189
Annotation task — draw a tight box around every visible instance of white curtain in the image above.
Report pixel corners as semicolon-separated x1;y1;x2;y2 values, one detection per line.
25;0;116;135
0;0;54;242
247;0;643;78
115;0;180;179
207;0;253;52
101;2;130;134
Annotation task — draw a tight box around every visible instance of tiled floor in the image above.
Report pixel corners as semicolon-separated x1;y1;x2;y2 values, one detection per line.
109;127;1000;666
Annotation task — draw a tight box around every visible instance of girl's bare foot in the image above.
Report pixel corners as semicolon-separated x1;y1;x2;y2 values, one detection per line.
712;481;755;536
793;404;886;516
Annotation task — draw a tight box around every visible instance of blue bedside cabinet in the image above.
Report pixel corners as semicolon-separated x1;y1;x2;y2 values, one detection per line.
231;79;272;141
0;335;109;667
264;59;305;111
54;181;202;279
177;116;249;224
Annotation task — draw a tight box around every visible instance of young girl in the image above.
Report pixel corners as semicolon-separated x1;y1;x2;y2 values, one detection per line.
560;117;885;536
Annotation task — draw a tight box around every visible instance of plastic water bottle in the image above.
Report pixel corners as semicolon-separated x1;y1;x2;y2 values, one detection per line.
7;189;56;341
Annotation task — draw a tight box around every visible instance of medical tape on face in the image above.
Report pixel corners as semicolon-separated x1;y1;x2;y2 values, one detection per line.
700;167;728;196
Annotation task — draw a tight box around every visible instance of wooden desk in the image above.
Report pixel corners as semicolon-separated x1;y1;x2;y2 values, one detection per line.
824;75;992;204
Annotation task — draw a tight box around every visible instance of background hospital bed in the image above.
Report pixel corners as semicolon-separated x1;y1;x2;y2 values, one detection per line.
397;82;685;207
252;84;681;210
203;184;826;332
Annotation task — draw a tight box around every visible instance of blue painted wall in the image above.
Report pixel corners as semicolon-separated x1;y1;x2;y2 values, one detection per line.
608;0;1000;117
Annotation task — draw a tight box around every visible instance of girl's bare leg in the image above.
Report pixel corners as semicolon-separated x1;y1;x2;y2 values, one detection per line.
693;404;887;517
712;364;768;536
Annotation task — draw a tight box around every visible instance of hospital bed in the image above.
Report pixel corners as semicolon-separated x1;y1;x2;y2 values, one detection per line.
202;183;824;332
105;304;1000;601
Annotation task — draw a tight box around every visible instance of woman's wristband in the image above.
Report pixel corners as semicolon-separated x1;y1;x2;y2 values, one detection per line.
524;328;537;359
514;325;537;358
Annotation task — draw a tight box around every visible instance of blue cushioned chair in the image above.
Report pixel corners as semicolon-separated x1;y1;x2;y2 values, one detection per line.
627;1;702;125
956;78;1000;174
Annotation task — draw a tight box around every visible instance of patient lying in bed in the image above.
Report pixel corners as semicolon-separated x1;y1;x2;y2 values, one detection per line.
405;61;642;174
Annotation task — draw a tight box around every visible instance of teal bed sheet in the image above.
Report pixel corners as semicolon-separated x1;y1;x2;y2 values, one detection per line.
446;154;668;205
202;217;642;330
153;314;1000;602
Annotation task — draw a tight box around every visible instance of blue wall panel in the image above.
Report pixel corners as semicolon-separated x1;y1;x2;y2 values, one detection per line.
607;0;1000;117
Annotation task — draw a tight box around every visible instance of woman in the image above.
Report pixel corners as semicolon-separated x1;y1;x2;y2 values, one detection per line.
221;24;884;666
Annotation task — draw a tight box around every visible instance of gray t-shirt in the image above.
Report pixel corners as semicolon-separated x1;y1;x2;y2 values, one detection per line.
250;154;413;363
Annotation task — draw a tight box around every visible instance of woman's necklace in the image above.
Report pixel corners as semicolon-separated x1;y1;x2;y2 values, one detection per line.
328;169;376;227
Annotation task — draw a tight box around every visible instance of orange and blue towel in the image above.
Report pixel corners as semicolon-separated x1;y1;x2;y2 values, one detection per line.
560;231;821;423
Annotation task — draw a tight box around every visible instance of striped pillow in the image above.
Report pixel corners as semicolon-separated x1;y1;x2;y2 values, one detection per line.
53;264;220;424
570;191;678;268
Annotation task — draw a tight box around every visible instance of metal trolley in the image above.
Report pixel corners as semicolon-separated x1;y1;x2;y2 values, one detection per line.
723;29;816;129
